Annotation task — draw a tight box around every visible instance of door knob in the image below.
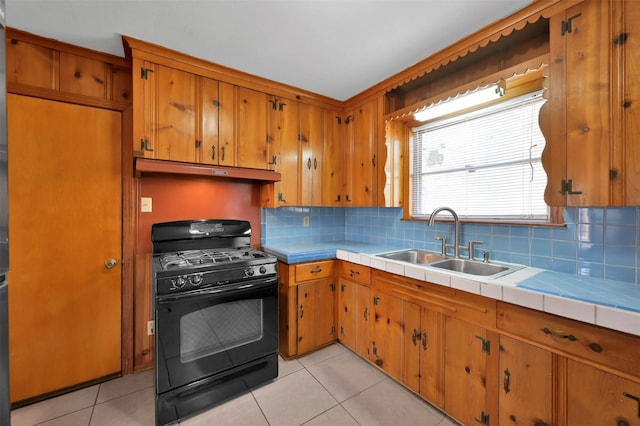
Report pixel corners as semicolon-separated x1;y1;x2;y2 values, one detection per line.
105;258;118;269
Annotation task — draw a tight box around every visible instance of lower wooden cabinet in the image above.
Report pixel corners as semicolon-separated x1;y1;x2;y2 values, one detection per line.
444;316;498;426
278;260;337;358
337;277;371;359
567;359;640;426
499;335;554;426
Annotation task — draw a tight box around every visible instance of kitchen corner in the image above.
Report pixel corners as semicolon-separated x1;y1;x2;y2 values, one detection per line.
262;206;640;338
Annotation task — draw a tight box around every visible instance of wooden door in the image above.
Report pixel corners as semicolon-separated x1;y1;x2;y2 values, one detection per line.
372;290;403;379
499;335;553;426
322;108;344;206
419;308;444;408
567;360;640;426
297;279;336;355
337;278;357;350
299;103;323;206
354;282;370;359
7;95;122;402
156;65;197;162
444;316;491;426
268;96;298;206
236;87;268;169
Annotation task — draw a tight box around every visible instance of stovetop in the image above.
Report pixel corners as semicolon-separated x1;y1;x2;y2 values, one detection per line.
158;248;272;271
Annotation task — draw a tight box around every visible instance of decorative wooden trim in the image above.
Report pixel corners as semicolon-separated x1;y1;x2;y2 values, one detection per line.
122;35;343;111
344;0;583;109
135;158;282;182
385;54;549;122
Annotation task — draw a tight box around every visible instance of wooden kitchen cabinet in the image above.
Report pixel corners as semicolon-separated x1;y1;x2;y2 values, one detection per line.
278;260;337;358
499;335;554;426
322;108;345;206
566;359;640;426
344;98;378;206
268;95;299;206
299;103;324;206
236;86;269;169
444;316;497;426
542;0;640;206
337;262;371;358
198;79;235;166
371;288;406;380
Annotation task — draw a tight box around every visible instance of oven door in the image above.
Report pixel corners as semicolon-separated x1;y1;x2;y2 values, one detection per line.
155;276;278;394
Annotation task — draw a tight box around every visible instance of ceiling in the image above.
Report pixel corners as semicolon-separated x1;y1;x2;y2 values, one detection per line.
6;0;532;101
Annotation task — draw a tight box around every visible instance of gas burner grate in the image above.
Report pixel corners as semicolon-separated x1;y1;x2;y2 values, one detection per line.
159;249;268;270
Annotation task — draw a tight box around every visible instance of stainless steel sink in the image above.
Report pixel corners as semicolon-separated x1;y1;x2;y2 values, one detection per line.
429;258;518;277
377;249;446;265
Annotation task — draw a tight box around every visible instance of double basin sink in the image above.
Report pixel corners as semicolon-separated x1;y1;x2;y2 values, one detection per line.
376;249;522;279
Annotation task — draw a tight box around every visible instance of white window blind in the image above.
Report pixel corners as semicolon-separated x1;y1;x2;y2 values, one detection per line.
411;91;548;221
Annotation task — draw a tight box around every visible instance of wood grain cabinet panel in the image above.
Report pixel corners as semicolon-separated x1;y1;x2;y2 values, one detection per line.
59;52;108;99
322;108;345;206
6;37;56;89
566;360;640;426
344;98;378;206
337;276;371;359
236;87;268;170
268;95;299;206
497;302;640;378
543;0;640;206
499;335;554;426
299;103;324;206
278;260;337;358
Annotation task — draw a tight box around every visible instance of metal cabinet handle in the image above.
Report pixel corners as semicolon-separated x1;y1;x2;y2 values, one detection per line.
105;258;117;269
349;269;360;276
411;329;419;347
421;332;428;351
313;158;318;169
623;392;640;418
363;307;368;321
540;327;578;341
221;146;225;161
307;158;312;170
211;145;216;160
299;305;304;318
503;369;511;394
310;267;322;274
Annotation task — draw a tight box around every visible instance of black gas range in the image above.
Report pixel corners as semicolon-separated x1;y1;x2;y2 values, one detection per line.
152;220;279;426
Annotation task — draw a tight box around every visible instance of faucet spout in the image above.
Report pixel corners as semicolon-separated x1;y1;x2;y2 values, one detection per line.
428;207;461;258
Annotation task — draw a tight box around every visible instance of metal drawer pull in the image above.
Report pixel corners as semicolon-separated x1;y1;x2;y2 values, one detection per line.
411;329;419;347
503;369;511;394
540;327;578;341
421;332;428;351
350;269;360;276
310;268;322;274
622;392;640;418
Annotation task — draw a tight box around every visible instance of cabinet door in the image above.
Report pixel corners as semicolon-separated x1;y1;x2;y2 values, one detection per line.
544;0;611;206
299;103;324;206
297;279;336;355
345;99;377;206
269;96;299;205
337;278;370;359
419;308;444;408
444;316;494;426
236;87;268;169
155;65;197;162
499;335;553;426
323;109;345;206
567;360;640;426
198;77;219;165
372;290;404;380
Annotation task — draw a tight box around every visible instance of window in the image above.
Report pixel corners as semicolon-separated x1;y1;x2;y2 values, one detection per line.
410;90;548;222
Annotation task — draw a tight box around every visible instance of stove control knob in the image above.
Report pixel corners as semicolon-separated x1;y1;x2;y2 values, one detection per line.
259;266;267;274
245;268;255;277
174;276;187;289
190;274;203;286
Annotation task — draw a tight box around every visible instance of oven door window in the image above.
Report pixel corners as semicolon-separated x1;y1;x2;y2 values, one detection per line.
181;299;263;363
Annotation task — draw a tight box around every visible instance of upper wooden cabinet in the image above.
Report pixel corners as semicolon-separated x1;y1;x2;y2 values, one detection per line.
345;98;378;206
268;95;300;206
236;87;269;170
322;108;346;206
299;103;324;206
542;0;640;206
199;79;235;167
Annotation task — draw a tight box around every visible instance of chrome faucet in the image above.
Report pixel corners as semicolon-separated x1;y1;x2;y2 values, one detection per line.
428;207;461;258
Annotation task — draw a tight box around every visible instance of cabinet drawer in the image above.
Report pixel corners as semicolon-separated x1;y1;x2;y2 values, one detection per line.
372;270;496;328
294;260;335;282
497;302;640;378
339;261;370;285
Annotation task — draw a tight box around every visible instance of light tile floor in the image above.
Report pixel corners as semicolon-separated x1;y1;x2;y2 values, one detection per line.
11;344;459;426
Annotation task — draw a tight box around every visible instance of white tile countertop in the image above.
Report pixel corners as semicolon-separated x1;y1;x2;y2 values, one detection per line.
263;241;640;337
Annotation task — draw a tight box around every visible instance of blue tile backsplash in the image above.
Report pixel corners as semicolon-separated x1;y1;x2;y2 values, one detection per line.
262;207;640;285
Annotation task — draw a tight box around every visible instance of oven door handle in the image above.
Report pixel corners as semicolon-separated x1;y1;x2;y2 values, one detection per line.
156;277;277;304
